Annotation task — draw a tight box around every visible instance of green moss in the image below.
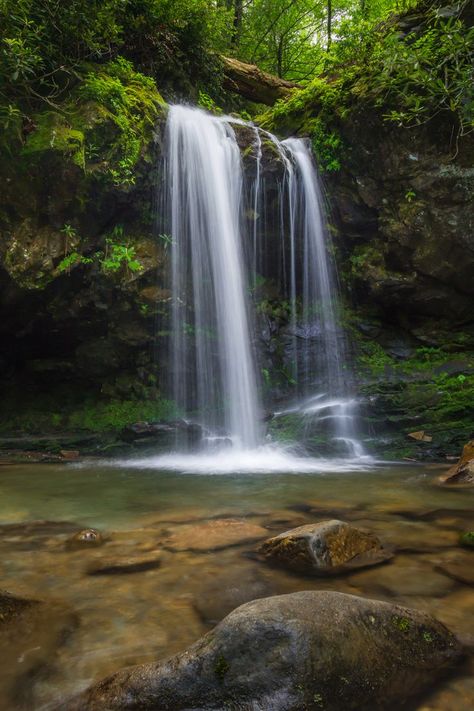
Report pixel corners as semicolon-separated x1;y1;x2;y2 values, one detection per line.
20;57;166;187
214;655;229;681
460;532;474;549
22;112;85;168
0;394;178;434
392;616;411;633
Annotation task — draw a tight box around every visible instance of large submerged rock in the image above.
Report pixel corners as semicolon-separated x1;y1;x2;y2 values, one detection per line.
162;518;268;552
258;520;393;575
0;590;78;705
60;591;462;711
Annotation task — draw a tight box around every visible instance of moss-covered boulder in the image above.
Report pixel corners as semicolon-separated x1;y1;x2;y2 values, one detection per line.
258;520;393;575
58;591;463;711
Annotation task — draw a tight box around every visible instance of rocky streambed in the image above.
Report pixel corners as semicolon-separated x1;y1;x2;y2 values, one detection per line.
0;460;473;709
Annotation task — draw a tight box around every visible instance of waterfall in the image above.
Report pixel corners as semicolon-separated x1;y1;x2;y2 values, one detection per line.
162;105;362;458
281;138;361;456
165;105;261;449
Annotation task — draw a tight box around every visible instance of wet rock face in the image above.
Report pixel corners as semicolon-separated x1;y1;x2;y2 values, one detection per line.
258;520;393;575
0;128;166;409
330;115;474;338
60;591;463;711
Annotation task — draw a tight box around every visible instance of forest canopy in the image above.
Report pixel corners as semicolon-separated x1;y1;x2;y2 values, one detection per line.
1;0;472;146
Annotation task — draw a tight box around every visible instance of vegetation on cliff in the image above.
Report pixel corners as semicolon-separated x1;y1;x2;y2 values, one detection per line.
1;1;473;451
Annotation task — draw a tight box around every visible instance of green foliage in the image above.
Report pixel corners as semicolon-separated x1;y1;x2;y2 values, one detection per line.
367;15;474;136
56;251;93;274
311;120;343;172
238;0;326;81
68;398;177;431
56;224;143;276
0;390;178;433
0;0;229;115
158;233;174;250
100;229;142;274
358;342;395;375
198;91;222;115
79;57;163;185
261;2;473;167
460;531;474;549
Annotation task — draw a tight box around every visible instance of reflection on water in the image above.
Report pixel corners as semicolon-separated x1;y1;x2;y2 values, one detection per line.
0;461;472;709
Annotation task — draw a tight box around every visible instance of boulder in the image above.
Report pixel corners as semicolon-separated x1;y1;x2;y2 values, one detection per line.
258;520;392;575
439;440;474;487
58;591;463;711
67;528;104;549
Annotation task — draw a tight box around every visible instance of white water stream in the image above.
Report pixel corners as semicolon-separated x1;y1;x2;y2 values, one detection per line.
160;105;365;466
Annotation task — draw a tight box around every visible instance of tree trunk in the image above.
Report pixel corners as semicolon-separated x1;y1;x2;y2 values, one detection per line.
221;56;300;105
327;0;332;51
232;0;244;46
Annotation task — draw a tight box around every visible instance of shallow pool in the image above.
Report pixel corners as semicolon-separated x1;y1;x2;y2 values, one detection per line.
0;458;472;709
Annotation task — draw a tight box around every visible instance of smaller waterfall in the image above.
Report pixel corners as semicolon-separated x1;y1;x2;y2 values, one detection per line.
281;137;361;455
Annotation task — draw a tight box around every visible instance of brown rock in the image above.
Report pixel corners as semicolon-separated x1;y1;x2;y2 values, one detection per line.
439;440;474;487
348;555;456;598
163;519;268;552
408;430;433;442
86;552;162;576
258;520;393;575
67;528;104;549
435;556;474;586
60;449;80;460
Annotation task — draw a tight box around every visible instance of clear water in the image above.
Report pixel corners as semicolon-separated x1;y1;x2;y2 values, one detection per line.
0;461;472;709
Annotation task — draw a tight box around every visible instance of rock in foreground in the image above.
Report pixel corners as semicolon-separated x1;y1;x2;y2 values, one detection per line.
258;519;392;575
60;591;462;711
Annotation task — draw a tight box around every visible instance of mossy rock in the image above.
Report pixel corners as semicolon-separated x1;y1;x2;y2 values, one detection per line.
61;591;463;711
459;532;474;549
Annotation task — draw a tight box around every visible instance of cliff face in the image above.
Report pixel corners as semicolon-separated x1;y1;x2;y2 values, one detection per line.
0;66;472;458
0;95;173;436
324;112;474;458
331;114;474;343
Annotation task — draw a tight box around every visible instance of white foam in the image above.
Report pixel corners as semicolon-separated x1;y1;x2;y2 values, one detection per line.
109;445;374;475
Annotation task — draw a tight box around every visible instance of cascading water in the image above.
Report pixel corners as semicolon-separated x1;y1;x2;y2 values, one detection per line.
166;105;260;449
280;137;362;456
161;104;364;462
